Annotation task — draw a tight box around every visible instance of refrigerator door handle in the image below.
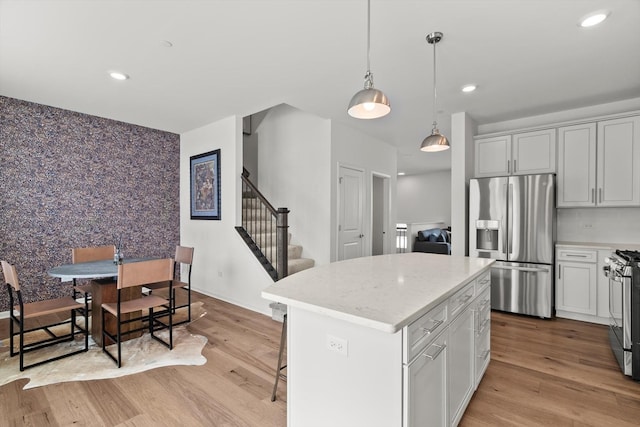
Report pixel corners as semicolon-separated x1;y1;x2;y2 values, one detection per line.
492;265;550;273
508;183;514;257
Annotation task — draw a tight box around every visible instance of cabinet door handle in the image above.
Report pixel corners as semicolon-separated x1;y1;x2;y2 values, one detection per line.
591;188;595;203
507;160;510;174
558;267;561;280
457;294;473;306
599;188;603;203
513;159;516;173
420;319;444;336
566;254;588;258
424;344;446;361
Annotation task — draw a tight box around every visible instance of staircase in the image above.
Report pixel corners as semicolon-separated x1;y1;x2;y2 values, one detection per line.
236;170;314;282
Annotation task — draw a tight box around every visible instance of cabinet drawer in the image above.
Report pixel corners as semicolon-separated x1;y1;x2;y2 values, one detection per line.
475;271;491;294
557;248;597;263
449;282;475;318
405;300;448;362
475;288;491;336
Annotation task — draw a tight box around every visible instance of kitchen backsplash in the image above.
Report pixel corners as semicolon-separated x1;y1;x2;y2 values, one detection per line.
557;207;640;245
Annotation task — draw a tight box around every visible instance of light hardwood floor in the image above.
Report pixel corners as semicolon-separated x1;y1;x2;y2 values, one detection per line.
1;293;639;426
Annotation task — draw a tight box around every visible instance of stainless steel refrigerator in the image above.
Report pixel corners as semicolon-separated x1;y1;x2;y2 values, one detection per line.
469;174;556;318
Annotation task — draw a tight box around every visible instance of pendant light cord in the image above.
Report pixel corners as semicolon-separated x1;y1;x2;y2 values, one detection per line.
432;36;437;128
366;0;371;73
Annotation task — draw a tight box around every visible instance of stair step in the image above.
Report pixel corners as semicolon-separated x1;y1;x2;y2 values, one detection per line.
264;244;303;263
288;258;315;275
242;197;269;208
240;208;274;220
251;232;292;245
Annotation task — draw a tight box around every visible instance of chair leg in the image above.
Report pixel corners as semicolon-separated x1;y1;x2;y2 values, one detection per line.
9;313;15;357
187;287;191;322
116;313;122;369
271;313;287;402
19;316;25;372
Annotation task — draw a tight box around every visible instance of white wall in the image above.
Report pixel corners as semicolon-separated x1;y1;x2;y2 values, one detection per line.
451;112;477;256
255;104;332;265
181;116;274;315
330;121;397;261
397;171;451;225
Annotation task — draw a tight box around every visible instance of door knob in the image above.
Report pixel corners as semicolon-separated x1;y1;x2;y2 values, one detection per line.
359;234;364;238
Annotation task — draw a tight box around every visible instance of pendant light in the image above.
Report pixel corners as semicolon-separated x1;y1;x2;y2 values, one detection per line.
347;0;390;119
420;32;450;152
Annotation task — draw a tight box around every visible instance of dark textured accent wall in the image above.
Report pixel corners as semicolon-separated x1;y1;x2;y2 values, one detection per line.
0;96;180;311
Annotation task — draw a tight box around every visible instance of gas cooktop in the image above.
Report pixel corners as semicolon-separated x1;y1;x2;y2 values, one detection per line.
616;250;640;263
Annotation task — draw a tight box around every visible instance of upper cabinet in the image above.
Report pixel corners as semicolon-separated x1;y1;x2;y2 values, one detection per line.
475;129;556;178
557;116;640;207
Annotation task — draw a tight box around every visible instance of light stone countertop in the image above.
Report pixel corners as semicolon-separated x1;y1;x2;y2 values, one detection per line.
262;252;495;334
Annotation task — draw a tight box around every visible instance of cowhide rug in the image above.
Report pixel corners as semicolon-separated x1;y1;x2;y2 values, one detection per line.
0;302;207;389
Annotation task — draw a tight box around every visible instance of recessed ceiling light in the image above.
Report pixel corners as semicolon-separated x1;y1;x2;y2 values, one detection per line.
461;84;477;93
398;172;406;176
109;71;129;81
579;10;610;27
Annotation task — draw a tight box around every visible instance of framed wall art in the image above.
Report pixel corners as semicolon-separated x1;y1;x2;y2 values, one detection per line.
190;149;221;220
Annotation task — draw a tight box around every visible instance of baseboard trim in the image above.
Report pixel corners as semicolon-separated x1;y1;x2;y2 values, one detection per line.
191;287;271;318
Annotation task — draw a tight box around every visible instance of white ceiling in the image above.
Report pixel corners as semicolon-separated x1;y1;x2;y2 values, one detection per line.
1;0;639;175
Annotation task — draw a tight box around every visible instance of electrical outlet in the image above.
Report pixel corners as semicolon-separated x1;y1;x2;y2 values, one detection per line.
327;334;348;356
583;224;593;229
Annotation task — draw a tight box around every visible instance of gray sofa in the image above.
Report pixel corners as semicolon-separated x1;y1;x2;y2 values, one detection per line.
412;228;451;255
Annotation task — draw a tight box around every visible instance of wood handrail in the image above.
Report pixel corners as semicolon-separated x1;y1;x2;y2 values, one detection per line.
240;173;277;216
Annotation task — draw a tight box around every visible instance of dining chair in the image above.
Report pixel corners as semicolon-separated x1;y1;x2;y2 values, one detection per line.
71;245;116;303
1;260;89;371
144;246;194;325
101;258;174;368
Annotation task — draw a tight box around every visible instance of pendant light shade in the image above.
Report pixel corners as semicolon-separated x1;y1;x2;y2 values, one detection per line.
420;32;449;152
348;0;390;119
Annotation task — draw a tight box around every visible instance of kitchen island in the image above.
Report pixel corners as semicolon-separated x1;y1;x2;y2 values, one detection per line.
262;252;494;427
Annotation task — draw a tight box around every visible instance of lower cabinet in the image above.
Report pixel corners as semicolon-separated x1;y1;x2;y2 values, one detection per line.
405;331;448;427
474;287;491;387
448;306;475;426
403;270;491;427
556;245;611;324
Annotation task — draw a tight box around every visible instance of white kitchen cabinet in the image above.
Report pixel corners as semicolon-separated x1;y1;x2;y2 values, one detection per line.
403;275;488;427
473;287;491;387
556;247;598;317
475;129;556;178
597;116;640;206
475;135;511;177
557;123;597;207
448;305;475;427
405;331;448;427
557;116;640;207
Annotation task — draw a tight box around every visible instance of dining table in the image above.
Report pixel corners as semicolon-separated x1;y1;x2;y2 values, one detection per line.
48;258;155;346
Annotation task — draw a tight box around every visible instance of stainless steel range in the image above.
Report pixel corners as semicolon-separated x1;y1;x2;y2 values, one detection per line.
604;250;640;380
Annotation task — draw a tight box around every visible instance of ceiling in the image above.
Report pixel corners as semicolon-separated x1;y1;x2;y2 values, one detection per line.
1;0;639;175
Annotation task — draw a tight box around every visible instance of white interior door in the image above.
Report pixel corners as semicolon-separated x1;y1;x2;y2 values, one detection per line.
338;166;364;261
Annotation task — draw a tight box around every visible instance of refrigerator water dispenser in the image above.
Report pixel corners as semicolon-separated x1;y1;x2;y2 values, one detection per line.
475;220;500;251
